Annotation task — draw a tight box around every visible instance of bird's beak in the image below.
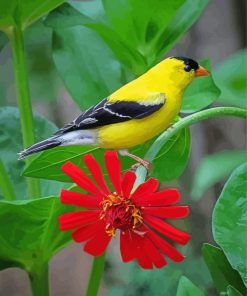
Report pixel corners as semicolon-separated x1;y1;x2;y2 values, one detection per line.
195;66;210;77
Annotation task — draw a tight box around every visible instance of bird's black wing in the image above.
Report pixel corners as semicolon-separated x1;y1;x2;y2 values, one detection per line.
54;95;166;135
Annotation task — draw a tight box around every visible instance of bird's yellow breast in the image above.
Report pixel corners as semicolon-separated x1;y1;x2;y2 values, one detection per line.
97;91;182;149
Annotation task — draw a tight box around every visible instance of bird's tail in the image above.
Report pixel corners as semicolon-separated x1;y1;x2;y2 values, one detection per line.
18;136;61;160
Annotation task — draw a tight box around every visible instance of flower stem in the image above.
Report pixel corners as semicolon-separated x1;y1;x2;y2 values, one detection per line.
8;26;40;199
0;159;16;201
135;107;247;186
86;253;105;296
29;263;49;296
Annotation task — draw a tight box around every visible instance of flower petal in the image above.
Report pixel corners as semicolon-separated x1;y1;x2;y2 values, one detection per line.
84;225;111;256
61;162;104;198
121;171;136;199
142;206;189;219
131;178;159;201
83;154;110;194
144;215;191;245
146;227;185;262
135;188;180;206
60;189;100;208
143;237;167;268
120;230;137;262
72;220;104;242
104;151;122;194
59;211;100;231
132;232;153;269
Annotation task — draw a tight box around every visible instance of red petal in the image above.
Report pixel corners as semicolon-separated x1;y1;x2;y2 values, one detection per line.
120;230;137;262
104;151;122;194
61;162;104;198
60;189;100;208
84;225;111;256
131;178;159;201
144;215;191;245
132;232;153;269
83;154;110;194
142;206;189;219
146;227;185;262
59;211;100;231
72;220;104;242
143;237;167;268
121;171;136;199
135;188;180;206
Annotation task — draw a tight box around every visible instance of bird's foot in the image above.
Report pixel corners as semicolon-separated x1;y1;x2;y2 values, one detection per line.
131;160;152;173
118;149;152;173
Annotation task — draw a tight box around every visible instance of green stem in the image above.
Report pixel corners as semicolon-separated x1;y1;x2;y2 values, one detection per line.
0;159;16;201
8;26;40;199
135;107;247;186
86;254;106;296
29;263;49;296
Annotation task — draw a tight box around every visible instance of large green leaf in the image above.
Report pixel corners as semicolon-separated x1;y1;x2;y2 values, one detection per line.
213;163;247;287
25;20;60;103
202;244;245;294
151;128;191;181
191;150;247;200
52;25;123;109
155;0;209;59
45;2;146;76
102;0;184;67
23;128;191;183
0;0;64;31
90;0;208;73
214;50;247;108
0;197;72;271
176;276;204;296
0;107;66;200
44;2;93;29
181;59;221;113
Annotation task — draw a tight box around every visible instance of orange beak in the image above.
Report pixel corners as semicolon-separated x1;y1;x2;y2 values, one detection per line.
195;66;210;77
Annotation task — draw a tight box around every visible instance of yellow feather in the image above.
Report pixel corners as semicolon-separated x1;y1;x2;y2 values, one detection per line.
98;57;197;149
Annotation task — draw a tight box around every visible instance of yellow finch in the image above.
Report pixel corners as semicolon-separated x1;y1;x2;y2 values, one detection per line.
19;56;209;169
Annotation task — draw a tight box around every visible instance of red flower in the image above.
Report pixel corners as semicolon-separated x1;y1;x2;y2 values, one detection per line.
59;151;190;269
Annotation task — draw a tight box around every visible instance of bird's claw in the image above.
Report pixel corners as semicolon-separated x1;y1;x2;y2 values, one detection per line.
131;161;152;173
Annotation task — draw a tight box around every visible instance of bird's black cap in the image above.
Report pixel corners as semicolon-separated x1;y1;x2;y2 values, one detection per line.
171;56;199;71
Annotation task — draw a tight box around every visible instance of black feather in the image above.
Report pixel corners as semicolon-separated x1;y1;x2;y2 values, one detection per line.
54;97;165;135
18;137;61;159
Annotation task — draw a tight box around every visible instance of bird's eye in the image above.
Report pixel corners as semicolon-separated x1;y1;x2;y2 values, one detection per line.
184;64;191;72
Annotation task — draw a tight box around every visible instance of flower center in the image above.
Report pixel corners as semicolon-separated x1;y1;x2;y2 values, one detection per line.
100;193;143;237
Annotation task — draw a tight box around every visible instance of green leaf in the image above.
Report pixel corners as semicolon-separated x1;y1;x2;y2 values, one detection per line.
151;128;191;181
176;276;204;296
0;107;66;199
44;2;93;29
214;50;247;108
102;0;184;56
0;197;72;271
213;163;247;287
26;20;60;102
52;25;123;109
0;0;65;31
88;0;186;74
225;285;243;296
181;59;221;113
23;128;190;183
202;244;245;294
191;150;247;200
155;0;209;58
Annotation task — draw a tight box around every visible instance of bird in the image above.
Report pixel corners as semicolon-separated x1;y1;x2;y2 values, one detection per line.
19;56;209;170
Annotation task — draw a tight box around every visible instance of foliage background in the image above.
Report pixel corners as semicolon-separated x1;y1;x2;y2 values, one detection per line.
0;0;246;295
